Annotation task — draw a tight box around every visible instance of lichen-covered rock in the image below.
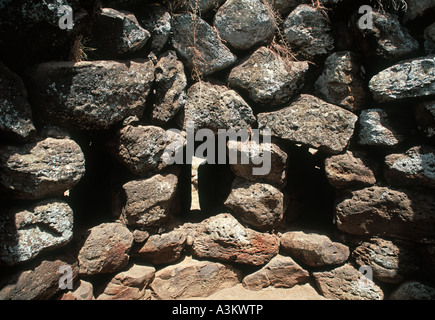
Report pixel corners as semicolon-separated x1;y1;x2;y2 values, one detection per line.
390;281;435;300
26;59;155;131
414;100;435;142
0;137;85;199
369;55;435;102
424;22;435;54
0;200;74;266
257;94;358;154
357;109;403;146
228;46;309;107
214;0;276;51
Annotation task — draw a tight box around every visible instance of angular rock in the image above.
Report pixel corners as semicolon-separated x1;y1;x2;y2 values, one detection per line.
313;263;384;300
402;0;435;23
242;255;309;291
280;231;349;267
115;125;185;176
214;0;276;51
424;22;435;54
369;55;435;102
0;200;74;266
228;46;309;107
257;94;358;154
283;4;334;59
325;151;377;189
384;146;435;189
151;257;241;300
335;186;435;242
133;230;186;265
26;59;154;130
138;6;171;53
358;109;403;146
60;280;94;300
183;81;255;132
0;137;85;199
171;13;236;77
224;178;286;231
0;61;36;141
352;238;420;284
121;173;179;229
77;223;134;276
192;213;280;265
315;51;367;111
151;51;187;124
132;230;150;244
183;0;227;16
390;281;435;300
97;264;155;300
414;100;435;141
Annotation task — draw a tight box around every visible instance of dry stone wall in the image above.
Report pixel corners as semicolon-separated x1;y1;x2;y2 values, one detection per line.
1;0;435;300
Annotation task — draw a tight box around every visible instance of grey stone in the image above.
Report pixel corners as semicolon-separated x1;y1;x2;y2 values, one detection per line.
414;100;435;141
358;109;403;147
390;281;435;300
139;6;171;53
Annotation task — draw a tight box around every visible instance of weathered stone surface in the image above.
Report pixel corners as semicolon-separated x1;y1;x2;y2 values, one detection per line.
424;22;435;54
390;281;435;300
183;81;255;132
315;51;367;111
97;263;155;300
358;109;403;147
242;255;309;291
214;0;276;51
335;186;435;242
150;257;242;299
369;55;435;102
414;100;435;141
133;230;186;265
192;213;280;265
115;125;185;176
151;51;187;124
121;173;179;229
280;231;349;267
384;146;435;189
284;4;334;59
0;200;74;266
353;238;420;284
325;151;377;189
77;223;134;276
171;13;236;77
402;0;435;23
60;280;94;300
313;263;384;300
138;6;171;53
26;59;154;130
0;138;85;199
224;178;286;231
257;94;358;154
228;46;309;107
0;254;79;300
0;61;35;141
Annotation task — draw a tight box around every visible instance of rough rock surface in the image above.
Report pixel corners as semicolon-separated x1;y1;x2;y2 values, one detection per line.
228;46;309;107
60;280;94;300
257;94;358;154
242;255;310;291
26;59;155;130
358;109;403;146
0;138;85;199
77;223;134;276
390;281;435;300
138;6;171;53
414;100;435;141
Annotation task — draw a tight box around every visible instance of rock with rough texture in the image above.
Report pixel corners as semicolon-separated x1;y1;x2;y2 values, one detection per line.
257;94;358;154
152;51;187;124
352;238;420;284
133;230;186;265
192;213;280;265
150;257;242;299
60;280;94;300
390;281;435;300
402;0;435;23
335;186;435;242
280;231;350;267
313;263;384;300
97;264;155;300
0;61;36;141
369;55;435;102
283;5;334;59
183;81;255;132
115;125;185;176
414;100;435;141
26;59;154;131
214;0;276;51
183;0;227;16
242;255;310;291
384;146;435;189
228;46;309;107
325;151;377;189
0;138;85;199
171;13;236;77
138;6;171;53
424;22;435;54
224;178;286;231
315;51;367;111
77;223;134;276
121;173;179;229
0;200;74;266
358;109;403;147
